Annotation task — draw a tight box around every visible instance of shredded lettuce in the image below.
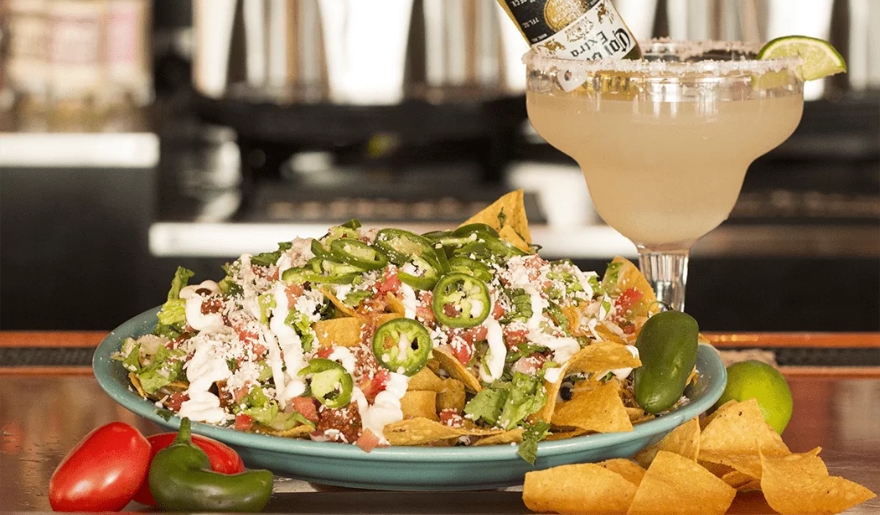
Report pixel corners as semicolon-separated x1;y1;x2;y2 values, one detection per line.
137;345;186;394
464;372;546;431
250;241;293;267
285;311;315;352
463;386;507;427
502;288;533;324
155;267;194;338
517;420;551;465
119;339;142;372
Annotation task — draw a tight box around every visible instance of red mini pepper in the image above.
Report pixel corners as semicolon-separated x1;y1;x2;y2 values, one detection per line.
49;422;151;512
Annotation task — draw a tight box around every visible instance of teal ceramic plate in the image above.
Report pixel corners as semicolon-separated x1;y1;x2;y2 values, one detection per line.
93;307;727;491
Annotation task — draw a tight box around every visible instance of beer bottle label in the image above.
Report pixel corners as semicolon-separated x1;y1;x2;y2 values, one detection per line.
503;0;637;61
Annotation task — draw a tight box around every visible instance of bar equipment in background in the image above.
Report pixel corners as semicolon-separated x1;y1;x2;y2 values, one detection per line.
189;0;530;193
0;0;152;131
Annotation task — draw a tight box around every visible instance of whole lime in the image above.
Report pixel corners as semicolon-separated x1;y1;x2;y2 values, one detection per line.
712;360;793;434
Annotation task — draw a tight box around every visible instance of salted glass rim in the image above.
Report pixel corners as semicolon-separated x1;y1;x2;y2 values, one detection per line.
523;39;803;76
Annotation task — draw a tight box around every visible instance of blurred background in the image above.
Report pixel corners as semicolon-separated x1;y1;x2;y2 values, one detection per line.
0;0;877;331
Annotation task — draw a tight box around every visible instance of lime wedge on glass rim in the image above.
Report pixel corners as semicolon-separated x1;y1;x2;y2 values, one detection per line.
758;35;847;81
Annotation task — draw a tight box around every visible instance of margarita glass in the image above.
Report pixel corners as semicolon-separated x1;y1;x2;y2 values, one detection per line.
525;41;805;311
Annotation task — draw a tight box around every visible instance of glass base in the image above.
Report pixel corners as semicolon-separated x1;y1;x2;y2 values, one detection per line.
637;248;690;312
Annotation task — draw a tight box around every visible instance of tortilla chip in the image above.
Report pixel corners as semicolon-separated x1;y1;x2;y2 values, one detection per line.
128;372;147;398
567;341;643;375
257;424;313;438
433;347;482;393
498;225;530;252
760;450;876;514
720;469;756;489
598;458;645;487
400;390;439;421
314;317;364;347
436;378;467;412
702;446;822;484
382;417;461;446
627;451;736;515
386;293;406;316
602;256;660;321
543;428;590;441
320;286;360;317
383;417;501;446
701;399;790;456
474;428;523;446
460;189;531;245
523;463;637;515
551;380;633;434
408;367;447;392
537;342;641;422
314;312;402;348
626;407;654;425
633;417;701;469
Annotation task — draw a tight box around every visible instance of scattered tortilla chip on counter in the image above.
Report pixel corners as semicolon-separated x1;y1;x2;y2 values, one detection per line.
760;450;876;515
522;400;875;515
634;417;701;468
627;451;736;515
523;463;637;515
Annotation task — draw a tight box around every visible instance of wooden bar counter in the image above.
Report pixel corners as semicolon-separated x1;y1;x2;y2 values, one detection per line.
1;332;878;514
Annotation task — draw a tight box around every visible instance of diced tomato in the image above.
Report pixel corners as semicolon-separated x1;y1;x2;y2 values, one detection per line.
448;339;474;366
614;287;643;320
165;392;188;412
234;413;254;432
286;283;305;305
375;269;402;296
492;302;505;320
439;408;463;427
503;325;529;348
460;325;488;344
359;369;390;404
291;396;319;423
415;291;435;325
316;346;334;359
512;353;546;375
522;255;546;281
355;429;384;453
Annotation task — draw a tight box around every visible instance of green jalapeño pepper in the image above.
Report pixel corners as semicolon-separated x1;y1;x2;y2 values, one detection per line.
432;272;491;328
633;310;699;414
374;228;437;265
372;318;433;376
447;256;494;284
330;238;388;271
149;418;273;512
424;223;500;252
282;257;362;285
298;358;353;408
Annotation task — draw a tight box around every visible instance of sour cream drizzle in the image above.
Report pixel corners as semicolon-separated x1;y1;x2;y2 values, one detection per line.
353;372;410;442
179;336;232;424
269;282;307;402
180;280;224;333
479;318;506;383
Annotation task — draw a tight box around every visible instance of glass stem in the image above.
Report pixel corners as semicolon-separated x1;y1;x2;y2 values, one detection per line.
637;248;690;312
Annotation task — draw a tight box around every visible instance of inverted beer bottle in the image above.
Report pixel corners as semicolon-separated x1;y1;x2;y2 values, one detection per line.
497;0;642;60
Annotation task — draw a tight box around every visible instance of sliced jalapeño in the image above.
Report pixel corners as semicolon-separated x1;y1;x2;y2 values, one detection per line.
432;272;491;328
329;238;388;271
298;358;353;408
372;318;433;376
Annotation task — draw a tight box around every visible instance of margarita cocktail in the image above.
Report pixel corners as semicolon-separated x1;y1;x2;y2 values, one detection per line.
525;41;805;310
